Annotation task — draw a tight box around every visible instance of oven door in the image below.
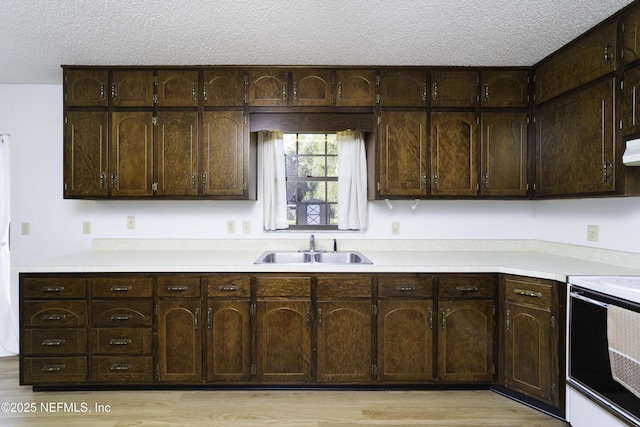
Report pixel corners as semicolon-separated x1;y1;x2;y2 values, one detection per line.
569;285;640;425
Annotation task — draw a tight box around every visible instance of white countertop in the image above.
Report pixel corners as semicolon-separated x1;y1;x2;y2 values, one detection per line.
16;239;640;282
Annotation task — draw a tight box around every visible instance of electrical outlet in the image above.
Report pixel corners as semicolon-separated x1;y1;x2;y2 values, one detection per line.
21;222;30;235
127;216;135;230
392;222;400;235
227;220;236;234
587;224;599;242
82;221;91;235
242;220;251;234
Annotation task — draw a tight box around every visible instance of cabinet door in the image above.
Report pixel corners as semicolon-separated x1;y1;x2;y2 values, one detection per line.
156;70;199;107
64;111;109;197
438;300;494;383
431;112;478;196
155;111;199;196
480;70;529;108
379;69;427;107
201;110;246;197
536;78;615;196
316;301;372;383
255;300;311;383
203;69;246;106
535;22;616;104
481;111;528;197
156;300;202;382
504;302;554;404
378;110;428;197
335;69;377;106
431;70;478;108
248;69;288;106
206;300;251;382
111;70;154;107
377;300;433;382
624;4;640;64
622;67;640;136
110;111;154;197
64;69;109;107
292;69;333;106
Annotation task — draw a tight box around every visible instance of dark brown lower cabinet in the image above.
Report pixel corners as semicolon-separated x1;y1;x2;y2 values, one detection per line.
206;300;251;382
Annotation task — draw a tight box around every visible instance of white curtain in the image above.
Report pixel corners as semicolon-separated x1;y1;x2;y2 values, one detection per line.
0;135;17;356
260;131;289;230
337;130;368;230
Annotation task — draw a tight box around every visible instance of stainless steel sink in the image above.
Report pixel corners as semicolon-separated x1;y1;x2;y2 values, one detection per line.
254;251;372;265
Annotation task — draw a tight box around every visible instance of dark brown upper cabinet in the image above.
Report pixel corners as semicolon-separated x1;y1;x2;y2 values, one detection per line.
378;69;427;107
248;68;288;106
64;69;109;107
622;66;640;136
203;69;246;107
480;70;529;108
430;70;478;108
623;3;640;64
335;69;377;106
155;70;199;107
291;69;333;106
111;70;154;107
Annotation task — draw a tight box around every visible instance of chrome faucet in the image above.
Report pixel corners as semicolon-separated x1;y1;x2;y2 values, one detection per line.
309;235;315;252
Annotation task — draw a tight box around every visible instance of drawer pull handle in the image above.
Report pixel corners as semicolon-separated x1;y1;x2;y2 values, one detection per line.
109;338;132;346
167;286;188;292
394;286;417;292
456;286;478;292
110;363;132;371
110;286;133;292
514;288;542;298
42;314;66;321
219;285;239;292
110;314;132;321
42;339;66;346
41;286;65;292
42;364;65;372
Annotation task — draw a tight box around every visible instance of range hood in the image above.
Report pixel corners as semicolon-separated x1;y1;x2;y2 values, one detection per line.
623;138;640;166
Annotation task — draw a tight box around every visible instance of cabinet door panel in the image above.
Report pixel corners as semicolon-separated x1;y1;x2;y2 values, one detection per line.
157;300;202;382
335;69;376;106
431;112;478;196
248;69;288;106
431;71;478;107
64;69;109;107
481;111;528;196
203;69;246;106
379;69;427;107
536;79;615;196
378;300;433;382
378;110;428;197
23;301;86;328
155;111;199;196
111;70;154;107
622;67;640;136
480;70;529;108
292;69;333;106
624;5;640;64
202;111;246;196
64;111;109;197
206;300;251;382
110;112;154;197
156;70;199;107
317;301;372;383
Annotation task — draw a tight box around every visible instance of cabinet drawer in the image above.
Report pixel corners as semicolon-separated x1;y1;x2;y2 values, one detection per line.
23;329;87;355
90;277;153;298
91;356;153;382
207;275;251;298
316;276;372;298
22;356;87;384
157;276;201;297
91;328;152;354
255;277;311;297
378;274;433;298
23;301;86;327
22;277;86;299
504;276;553;307
438;275;495;299
91;300;153;327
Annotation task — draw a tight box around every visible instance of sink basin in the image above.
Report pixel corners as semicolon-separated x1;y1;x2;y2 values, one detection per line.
254;251;372;265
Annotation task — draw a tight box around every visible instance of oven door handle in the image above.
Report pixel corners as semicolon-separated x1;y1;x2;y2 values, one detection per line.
570;291;609;308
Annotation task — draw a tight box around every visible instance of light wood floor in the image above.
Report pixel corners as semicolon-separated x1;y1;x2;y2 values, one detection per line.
0;356;568;426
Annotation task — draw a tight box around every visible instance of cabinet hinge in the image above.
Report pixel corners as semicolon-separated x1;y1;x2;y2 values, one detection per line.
377;116;381;125
375;75;380;85
492;363;495;375
250;364;257;376
550;315;556;329
375;94;381;104
250;303;256;316
371;364;378;377
64;116;68;124
64;183;68;191
153;94;158;104
155;364;159;379
152;182;158;192
243;115;247;125
621;80;624;91
526;117;530;125
377;182;381;191
620;120;624;130
152;116;158;125
153;75;158;85
551;382;556;397
493;304;496;316
372;304;378;316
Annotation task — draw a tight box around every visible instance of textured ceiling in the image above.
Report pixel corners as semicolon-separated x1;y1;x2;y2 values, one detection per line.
0;0;636;84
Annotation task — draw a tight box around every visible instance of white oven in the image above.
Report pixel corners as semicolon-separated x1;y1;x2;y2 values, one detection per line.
567;276;640;427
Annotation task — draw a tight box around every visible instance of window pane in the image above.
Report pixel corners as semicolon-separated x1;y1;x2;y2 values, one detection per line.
328;203;338;225
298;134;326;155
326;155;338;177
327;134;337;154
327;181;338;203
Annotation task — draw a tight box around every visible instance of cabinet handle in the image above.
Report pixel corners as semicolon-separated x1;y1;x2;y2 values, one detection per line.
428;308;433;329
100;82;107;100
604;41;614;64
218;285;239;292
513;288;542;298
42;364;65;372
202;171;207;187
282;82;287;100
306;307;310;329
194;308;199;330
506;309;511;332
203;82;208;101
41;286;64;293
110;363;132;371
100;172;106;189
433;172;439;188
432;82;438;101
483;83;489;100
167;286;188;292
110;285;132;292
482;172;489;189
394;286;417;292
456;285;479;292
109;338;131;346
192;82;197;100
293;82;298;100
318;308;323;330
111;172;117;189
421;172;427;189
191;173;196;189
440;310;446;330
42;314;66;321
42;338;66;346
110;314;132;321
208;307;213;329
111;83;118;99
422;82;427;101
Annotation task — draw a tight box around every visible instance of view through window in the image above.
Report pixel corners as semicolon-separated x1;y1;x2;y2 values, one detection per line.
284;133;338;228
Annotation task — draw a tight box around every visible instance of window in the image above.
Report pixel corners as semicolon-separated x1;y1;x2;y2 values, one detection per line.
284;133;338;229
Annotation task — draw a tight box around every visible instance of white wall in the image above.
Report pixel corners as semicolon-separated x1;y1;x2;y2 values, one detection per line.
2;84;640;272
